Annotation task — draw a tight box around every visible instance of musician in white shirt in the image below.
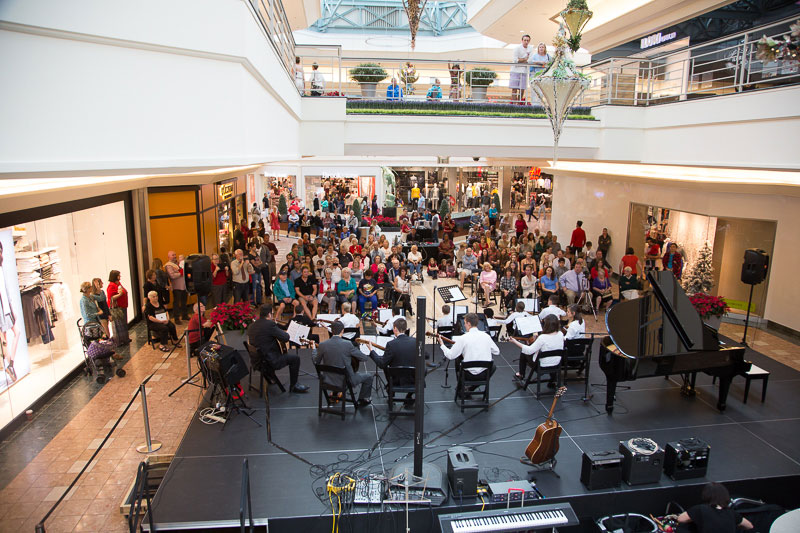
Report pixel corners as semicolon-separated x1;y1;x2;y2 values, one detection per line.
337;302;360;339
435;304;454;329
377;307;402;335
510;315;564;384
538;295;566;321
439;313;499;379
565;304;585;340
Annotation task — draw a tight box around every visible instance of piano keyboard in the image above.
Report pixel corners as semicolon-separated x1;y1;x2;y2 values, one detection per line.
439;502;577;533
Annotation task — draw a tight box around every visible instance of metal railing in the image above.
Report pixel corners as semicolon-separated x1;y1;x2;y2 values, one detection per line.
311;0;469;35
249;0;296;77
294;15;800;107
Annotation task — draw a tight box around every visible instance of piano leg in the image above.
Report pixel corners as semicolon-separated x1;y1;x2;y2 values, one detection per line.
605;380;617;414
716;374;732;412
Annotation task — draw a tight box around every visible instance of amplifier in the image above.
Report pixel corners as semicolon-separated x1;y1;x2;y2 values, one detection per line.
200;342;249;387
488;480;539;503
619;438;664;486
580;450;623;490
447;446;478;496
664;438;710;480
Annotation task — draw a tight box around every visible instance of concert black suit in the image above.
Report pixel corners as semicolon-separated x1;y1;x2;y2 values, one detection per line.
371;334;416;386
313;335;372;401
247;318;301;388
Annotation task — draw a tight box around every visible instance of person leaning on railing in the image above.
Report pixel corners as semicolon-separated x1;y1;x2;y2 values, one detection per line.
427;79;442;100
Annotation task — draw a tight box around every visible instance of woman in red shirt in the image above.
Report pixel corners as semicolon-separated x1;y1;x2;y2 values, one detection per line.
269;207;280;242
619;247;644;278
210;254;228;307
106;270;131;344
590;259;610;280
515;214;527;240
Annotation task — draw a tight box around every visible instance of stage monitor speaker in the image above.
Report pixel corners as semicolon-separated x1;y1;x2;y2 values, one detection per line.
447;446;478;496
199;342;249;387
741;249;769;285
580;450;623;490
619;438;663;486
664;437;710;480
185;254;212;296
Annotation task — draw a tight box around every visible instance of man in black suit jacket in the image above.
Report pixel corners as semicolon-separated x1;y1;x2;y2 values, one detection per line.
313;321;373;405
370;317;416;387
247;304;309;393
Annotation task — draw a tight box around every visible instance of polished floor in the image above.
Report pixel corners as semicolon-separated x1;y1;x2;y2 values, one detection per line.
0;213;798;532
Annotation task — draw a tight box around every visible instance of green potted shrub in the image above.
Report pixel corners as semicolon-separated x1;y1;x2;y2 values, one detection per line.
349;63;389;98
465;67;497;101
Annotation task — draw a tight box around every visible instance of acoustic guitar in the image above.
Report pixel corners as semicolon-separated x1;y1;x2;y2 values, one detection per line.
523;386;567;466
425;331;455;344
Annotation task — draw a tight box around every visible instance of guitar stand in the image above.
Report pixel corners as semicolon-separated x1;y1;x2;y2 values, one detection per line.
440;358;452;389
520;457;560;479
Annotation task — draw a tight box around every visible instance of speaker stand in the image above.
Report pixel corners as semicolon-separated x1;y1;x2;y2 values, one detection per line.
741;283;755;347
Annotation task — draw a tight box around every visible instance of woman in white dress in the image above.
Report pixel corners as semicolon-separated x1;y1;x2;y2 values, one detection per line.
293;57;305;95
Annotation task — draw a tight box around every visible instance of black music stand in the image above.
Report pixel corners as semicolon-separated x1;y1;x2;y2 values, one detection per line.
435;286;466;388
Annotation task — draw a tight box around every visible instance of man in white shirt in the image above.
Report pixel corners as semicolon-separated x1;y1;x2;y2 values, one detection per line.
559;262;586;305
538;295;566;321
310;62;325;96
511;34;532;103
336;302;360;339
500;301;531;337
439;313;499;383
435;304;454;330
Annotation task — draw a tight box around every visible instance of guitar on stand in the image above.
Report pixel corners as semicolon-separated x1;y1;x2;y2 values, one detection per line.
521;386;567;477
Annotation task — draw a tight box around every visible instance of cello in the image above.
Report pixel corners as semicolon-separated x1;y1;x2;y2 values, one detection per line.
522;386;567;467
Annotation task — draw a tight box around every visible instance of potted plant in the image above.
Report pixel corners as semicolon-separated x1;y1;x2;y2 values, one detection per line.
688;293;729;330
349;63;389;98
209;301;257;352
278;193;288;221
465;67;497;101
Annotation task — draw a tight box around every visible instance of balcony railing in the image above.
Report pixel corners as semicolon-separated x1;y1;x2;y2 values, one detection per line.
294;15;800;108
249;0;296;77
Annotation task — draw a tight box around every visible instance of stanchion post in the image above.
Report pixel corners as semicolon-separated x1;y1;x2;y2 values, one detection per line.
136;383;162;453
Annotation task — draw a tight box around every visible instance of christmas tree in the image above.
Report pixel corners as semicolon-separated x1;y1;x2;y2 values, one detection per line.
352;198;362;219
492;192;501;210
278;194;288;219
438;196;450;219
683;242;714;295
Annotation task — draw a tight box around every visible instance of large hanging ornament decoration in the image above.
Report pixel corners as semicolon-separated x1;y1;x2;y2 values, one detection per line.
402;0;428;50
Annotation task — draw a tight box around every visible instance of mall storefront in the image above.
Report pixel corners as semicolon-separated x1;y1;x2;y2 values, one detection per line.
0;193;137;431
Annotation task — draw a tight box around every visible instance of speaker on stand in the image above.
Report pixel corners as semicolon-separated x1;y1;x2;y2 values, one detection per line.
740;249;769;346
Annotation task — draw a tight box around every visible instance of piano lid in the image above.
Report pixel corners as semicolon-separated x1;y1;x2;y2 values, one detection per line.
605;270;716;358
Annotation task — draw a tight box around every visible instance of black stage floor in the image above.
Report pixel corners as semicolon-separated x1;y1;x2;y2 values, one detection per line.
147;337;800;532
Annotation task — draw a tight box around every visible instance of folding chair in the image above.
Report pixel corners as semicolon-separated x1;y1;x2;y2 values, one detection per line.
521;349;565;400
315;363;359;420
562;338;593;384
385;366;416;417
244;341;285;395
455;361;492;413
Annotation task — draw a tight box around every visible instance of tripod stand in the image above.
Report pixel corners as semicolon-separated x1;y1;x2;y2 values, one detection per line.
576;279;598;321
169;329;206;397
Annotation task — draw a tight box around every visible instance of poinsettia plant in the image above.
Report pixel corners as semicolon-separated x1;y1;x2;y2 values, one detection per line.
363;215;401;228
209;302;257;333
689;293;729;319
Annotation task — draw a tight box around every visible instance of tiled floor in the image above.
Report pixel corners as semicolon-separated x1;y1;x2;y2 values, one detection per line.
0;211;797;532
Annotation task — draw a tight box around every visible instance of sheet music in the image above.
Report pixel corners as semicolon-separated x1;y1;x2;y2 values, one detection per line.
514;315;542;336
486;318;502;328
359;335;378;355
518;298;539;313
316;313;341;327
454;305;468;316
378;309;394;322
437;286;466;303
155;312;168;322
286;321;310;345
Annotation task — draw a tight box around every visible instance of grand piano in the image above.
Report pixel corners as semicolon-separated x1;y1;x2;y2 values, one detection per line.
599;270;749;413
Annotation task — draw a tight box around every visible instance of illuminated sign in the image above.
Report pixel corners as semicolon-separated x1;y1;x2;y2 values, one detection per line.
218;183;234;201
640;31;677;49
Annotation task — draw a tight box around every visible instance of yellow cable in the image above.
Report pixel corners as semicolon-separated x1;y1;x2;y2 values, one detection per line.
479;493;485;512
329;490;336;533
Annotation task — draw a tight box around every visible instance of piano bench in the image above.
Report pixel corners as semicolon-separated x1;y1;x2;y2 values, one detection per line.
716;364;769;404
742;365;769;404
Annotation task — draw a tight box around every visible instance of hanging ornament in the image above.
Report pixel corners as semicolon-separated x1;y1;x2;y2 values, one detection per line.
402;0;429;51
560;0;593;52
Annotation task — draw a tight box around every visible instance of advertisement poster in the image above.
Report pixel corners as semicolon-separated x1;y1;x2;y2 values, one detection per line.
0;230;30;393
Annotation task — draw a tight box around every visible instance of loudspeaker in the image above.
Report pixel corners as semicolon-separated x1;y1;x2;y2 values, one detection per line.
447;446;478;496
580;450;623;490
199;342;249;387
619;438;663;486
185;254;212;296
741;249;769;285
664;438;710;480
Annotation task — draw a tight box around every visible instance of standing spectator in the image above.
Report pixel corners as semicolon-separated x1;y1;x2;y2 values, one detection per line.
250;203;261;224
210;254;228;307
79;281;104;332
151;258;170;307
448;62;462;100
230;249;254;303
91;278;112;338
662;243;684;279
106;270;131;344
310;62;325;96
619;247;644;278
262;192;269;210
293;57;305;94
165;251;188;323
569;220;586;257
269;206;281;242
529;43;550;104
597;228;612;261
515;214;527;240
248;243;264;305
386;78;404;100
510;34;532;103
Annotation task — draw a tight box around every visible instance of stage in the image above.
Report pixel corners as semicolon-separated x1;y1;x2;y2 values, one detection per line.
146;337;800;532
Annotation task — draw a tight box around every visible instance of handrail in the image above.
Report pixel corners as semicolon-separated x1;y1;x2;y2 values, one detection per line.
240;458;254;533
127;462;156;533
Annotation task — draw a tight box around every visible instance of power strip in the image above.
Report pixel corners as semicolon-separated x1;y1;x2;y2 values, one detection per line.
206;414;227;424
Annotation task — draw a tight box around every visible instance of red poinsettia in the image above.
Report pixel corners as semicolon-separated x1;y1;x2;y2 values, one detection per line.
689;293;729;319
363;215;401;228
208;302;257;333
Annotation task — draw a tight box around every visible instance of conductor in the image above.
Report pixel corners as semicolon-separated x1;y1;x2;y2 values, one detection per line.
313;321;373;406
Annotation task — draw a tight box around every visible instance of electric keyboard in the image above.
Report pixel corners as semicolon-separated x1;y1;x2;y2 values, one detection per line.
438;502;578;533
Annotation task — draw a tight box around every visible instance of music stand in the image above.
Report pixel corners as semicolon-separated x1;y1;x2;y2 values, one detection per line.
435;286;466;386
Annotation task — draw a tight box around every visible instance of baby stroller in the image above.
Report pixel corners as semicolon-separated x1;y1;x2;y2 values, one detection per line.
78;318;126;384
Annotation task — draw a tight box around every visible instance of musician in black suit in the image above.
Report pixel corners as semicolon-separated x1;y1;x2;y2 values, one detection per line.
370;317;417;405
247;304;310;393
313;321;373;406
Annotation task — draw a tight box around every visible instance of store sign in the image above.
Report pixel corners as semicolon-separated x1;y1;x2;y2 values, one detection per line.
218;183;234;201
529;167;542;179
640;31;677;49
322;172;359;179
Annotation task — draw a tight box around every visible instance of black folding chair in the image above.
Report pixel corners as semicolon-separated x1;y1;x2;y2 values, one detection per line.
521;349;565;400
562;337;593;384
315;363;359;420
455;361;492;412
385;366;416;417
342;327;361;347
243;341;285;395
